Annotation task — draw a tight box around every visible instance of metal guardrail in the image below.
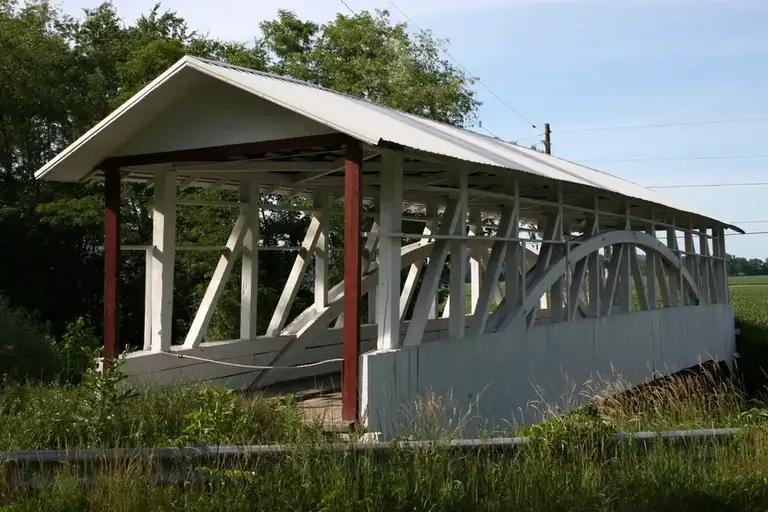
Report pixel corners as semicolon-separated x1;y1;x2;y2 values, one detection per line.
0;428;742;487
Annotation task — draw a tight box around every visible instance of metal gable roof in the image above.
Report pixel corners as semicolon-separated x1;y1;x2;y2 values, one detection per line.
35;55;738;231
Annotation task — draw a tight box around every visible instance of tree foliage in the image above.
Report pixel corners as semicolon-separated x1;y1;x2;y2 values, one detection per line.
0;1;479;353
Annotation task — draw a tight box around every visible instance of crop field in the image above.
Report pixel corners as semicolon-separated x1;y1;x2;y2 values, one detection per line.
731;284;768;326
729;275;768;287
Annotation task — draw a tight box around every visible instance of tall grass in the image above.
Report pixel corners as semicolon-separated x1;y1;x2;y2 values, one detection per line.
2;366;768;510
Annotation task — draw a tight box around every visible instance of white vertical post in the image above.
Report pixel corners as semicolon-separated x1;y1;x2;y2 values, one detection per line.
426;205;440;319
617;209;632;313
143;248;153;351
646;212;657;309
240;177;260;339
698;229;711;305
314;191;329;311
683;224;695;305
377;150;403;350
151;170;177;352
448;167;469;338
716;226;728;303
549;186;565;321
587;198;601;316
505;178;522;315
469;210;483;314
666;222;680;306
368;200;379;324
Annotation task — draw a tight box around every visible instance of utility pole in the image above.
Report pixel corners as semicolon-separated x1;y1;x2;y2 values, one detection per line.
543;123;552;154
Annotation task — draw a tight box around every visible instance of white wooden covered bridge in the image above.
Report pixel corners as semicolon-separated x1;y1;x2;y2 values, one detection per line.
36;56;740;435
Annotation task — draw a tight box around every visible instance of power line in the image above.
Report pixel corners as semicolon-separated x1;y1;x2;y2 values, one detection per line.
339;0;356;14
383;0;539;133
727;231;768;236
579;154;768;164
340;0;502;139
557;116;768;134
648;182;768;189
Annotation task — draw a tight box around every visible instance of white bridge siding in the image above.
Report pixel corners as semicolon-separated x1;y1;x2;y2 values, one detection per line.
361;305;736;438
121;317;457;389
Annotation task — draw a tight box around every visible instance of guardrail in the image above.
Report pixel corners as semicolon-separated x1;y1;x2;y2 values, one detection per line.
0;428;742;487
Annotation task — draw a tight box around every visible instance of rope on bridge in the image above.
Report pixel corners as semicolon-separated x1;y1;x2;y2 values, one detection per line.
160;351;343;370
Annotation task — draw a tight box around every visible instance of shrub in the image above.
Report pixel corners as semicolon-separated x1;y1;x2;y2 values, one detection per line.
0;295;60;384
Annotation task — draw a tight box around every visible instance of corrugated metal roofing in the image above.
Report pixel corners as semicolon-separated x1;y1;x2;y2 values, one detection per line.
35;55;737;230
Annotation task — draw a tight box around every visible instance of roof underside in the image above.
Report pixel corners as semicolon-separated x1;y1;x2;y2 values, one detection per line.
34;56;740;233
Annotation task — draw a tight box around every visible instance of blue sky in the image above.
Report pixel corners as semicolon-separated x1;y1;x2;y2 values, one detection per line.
58;0;768;258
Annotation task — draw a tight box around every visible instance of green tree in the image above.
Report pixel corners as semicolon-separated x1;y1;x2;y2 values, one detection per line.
0;2;479;352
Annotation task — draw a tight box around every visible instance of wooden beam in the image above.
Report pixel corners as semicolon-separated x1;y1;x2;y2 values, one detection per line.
99;133;350;169
449;168;469;338
265;216;323;336
399;205;435;319
103;167;120;361
342;139;363;424
183;212;248;347
646;215;658;309
240;178;260;339
377;149;403;350
600;245;623;317
666;226;680;306
630;248;649;310
143;248;153;351
314;192;329;310
150;171;177;352
403;199;461;346
469;203;517;335
469;209;483;313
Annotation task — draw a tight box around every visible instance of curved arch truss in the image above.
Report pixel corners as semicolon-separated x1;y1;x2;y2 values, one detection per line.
127;165;731;395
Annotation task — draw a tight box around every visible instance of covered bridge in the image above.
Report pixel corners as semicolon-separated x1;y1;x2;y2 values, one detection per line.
36;56;740;436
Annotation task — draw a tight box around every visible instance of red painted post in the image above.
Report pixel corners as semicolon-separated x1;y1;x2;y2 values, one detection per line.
342;140;363;424
103;168;121;363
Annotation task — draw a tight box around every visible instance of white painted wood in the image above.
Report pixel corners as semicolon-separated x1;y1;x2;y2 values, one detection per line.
265;215;322;336
143;248;153;351
600;245;623;317
666;226;680;306
617;214;632;314
646;217;658;309
400;204;436;319
549;188;565;322
334;222;380;328
698;231;711;305
713;227;728;303
656;257;672;307
500;230;702;332
403;199;461;346
253;239;439;386
469;209;483;313
683;227;695;306
240;178;260;340
183;211;249;347
377;150;404;350
630;248;649;310
469;203;517;336
449;169;469;338
313;192;329;310
114;77;336;156
150;170;177;352
363;304;735;437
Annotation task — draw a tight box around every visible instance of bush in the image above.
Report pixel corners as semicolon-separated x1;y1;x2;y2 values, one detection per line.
0;295;61;383
54;316;101;384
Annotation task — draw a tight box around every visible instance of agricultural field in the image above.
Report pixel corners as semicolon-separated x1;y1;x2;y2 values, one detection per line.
730;283;768;326
729;275;768;287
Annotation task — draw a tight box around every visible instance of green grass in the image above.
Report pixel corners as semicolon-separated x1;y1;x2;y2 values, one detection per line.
3;282;768;509
2;367;768;511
